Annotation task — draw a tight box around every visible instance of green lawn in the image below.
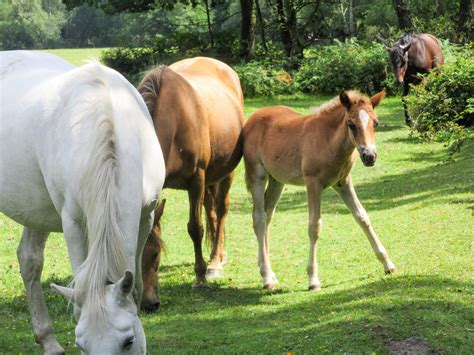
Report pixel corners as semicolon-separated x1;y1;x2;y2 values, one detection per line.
37;48;107;66
0;49;472;354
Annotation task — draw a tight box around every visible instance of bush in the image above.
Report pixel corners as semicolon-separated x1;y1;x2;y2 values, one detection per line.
101;47;158;83
406;46;473;158
233;61;297;97
295;40;395;95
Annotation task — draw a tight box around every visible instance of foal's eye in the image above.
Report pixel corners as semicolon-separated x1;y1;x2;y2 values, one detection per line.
373;120;379;128
122;336;135;351
348;121;357;131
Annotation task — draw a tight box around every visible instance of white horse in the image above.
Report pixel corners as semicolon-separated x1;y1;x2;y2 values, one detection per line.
0;51;165;354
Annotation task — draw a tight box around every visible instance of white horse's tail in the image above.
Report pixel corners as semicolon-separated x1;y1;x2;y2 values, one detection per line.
73;66;128;323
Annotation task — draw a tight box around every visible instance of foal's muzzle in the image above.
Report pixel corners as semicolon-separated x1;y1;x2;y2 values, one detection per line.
358;146;377;167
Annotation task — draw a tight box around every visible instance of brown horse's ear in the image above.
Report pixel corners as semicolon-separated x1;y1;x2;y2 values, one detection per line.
340;91;352;110
370;89;386;108
400;43;411;53
154;199;166;224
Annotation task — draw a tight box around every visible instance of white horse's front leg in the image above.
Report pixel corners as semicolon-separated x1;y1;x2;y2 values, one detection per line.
17;227;65;355
305;177;323;291
334;176;397;274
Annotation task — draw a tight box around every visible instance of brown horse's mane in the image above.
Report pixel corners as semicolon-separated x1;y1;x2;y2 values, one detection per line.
138;65;166;115
310;90;365;117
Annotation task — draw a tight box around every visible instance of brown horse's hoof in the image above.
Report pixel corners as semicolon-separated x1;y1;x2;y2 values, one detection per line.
206;267;224;279
308;284;321;292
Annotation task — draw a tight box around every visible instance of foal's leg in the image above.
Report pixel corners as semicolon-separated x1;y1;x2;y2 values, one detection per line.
305;177;324;291
207;173;234;278
264;176;284;259
248;163;277;289
187;168;208;288
333;177;397;274
17;227;65;355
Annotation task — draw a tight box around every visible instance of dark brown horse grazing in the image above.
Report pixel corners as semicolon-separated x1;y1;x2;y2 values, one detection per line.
138;57;244;311
243;90;396;290
382;33;444;125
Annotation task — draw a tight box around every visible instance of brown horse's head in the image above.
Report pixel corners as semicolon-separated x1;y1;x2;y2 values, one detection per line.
340;90;385;167
141;199;166;313
388;43;411;85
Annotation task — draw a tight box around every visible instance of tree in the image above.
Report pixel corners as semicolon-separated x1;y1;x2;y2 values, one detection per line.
456;0;472;42
392;0;413;31
240;0;256;59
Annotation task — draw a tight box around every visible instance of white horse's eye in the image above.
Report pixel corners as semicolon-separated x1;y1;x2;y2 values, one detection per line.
122;336;135;351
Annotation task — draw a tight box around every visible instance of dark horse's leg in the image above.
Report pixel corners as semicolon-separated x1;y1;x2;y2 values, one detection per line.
188;168;208;288
402;81;413;127
206;173;234;278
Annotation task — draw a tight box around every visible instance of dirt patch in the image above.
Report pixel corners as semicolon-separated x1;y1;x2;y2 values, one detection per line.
387;336;441;354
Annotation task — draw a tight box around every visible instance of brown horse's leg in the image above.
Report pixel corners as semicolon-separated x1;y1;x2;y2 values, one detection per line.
333;176;397;274
17;227;65;354
305;177;324;291
187;169;208;288
207;173;234;278
402;82;413;127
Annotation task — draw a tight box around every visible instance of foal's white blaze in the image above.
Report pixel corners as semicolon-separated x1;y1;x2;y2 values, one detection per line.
359;109;370;130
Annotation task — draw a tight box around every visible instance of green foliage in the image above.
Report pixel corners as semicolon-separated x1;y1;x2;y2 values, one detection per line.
0;0;66;50
406;46;474;158
295;40;396;95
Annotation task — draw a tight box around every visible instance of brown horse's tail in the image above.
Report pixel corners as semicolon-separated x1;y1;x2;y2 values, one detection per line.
137;65;166;115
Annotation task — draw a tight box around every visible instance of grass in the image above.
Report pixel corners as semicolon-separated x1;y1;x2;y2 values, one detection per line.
37;48;107;66
0;49;473;354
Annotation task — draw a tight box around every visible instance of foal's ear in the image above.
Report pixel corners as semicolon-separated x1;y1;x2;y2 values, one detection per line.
370;89;386;108
339;91;352;110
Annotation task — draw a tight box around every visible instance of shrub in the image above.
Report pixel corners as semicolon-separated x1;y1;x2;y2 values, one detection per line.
295;40;396;95
101;47;158;83
405;46;473;158
233;61;297;98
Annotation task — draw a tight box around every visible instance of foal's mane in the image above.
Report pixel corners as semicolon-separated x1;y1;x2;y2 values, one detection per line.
138;66;166;115
310;90;365;117
68;62;128;324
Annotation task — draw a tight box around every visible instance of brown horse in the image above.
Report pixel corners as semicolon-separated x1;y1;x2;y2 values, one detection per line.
138;57;244;311
381;33;444;125
243;90;396;290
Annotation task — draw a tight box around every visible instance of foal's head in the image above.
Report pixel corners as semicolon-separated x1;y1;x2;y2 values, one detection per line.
340;89;385;167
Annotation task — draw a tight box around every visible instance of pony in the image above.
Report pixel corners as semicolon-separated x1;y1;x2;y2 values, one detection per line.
243;90;396;290
137;57;244;311
0;51;165;354
380;33;444;125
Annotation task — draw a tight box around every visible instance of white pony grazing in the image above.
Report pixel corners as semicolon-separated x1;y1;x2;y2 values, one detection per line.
0;51;165;354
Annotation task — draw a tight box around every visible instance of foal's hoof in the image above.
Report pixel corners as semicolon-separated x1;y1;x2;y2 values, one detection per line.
206;266;224;279
263;283;277;290
308;284;321;292
192;280;209;290
385;266;397;274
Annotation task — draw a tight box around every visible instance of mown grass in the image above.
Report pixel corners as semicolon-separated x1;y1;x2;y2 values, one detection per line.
37;48;107;66
0;49;472;354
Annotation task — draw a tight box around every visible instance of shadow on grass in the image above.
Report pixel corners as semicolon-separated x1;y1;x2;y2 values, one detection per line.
1;275;472;353
146;274;473;353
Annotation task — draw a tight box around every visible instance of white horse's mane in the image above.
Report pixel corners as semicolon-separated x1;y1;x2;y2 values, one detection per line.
67;63;128;324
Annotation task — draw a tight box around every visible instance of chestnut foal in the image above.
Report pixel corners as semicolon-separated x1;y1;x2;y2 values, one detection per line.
243;90;396;290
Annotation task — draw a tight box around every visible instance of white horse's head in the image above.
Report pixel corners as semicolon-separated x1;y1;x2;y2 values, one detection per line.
52;271;146;354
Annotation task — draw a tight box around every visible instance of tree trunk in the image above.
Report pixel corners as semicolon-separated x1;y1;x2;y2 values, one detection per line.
392;0;413;31
348;0;355;36
456;0;472;42
255;0;268;54
204;0;214;48
276;0;292;58
240;0;256;60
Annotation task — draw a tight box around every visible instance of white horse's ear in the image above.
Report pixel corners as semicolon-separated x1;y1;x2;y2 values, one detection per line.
51;283;75;303
115;270;134;301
